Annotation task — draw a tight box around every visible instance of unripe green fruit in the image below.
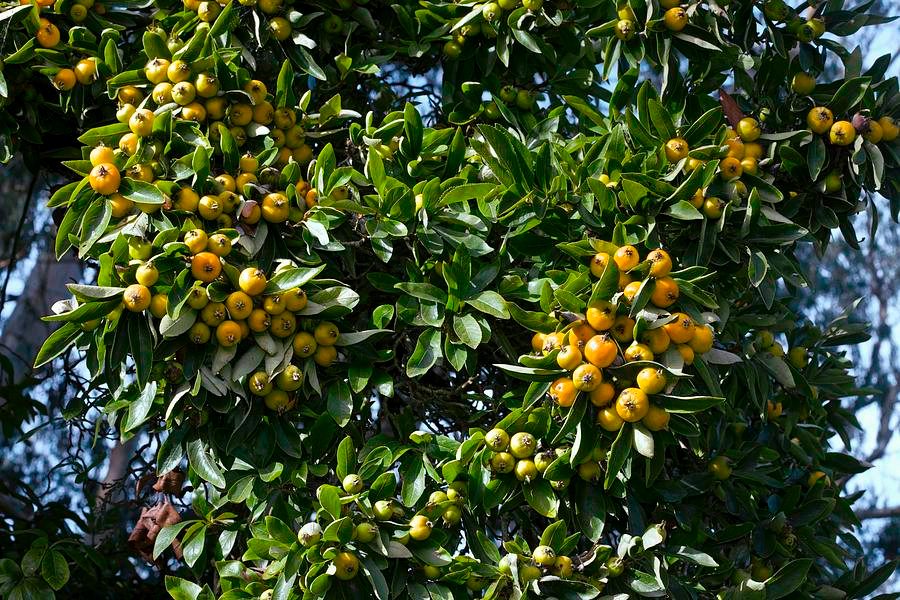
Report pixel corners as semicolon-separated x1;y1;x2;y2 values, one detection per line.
533;545;556;566
342;473;364;494
788;346;808;368
355;522;378;543
298;522;322;547
374;500;394;520
485;428;510;451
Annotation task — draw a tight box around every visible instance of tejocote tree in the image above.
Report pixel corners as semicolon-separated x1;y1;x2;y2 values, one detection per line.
0;0;898;598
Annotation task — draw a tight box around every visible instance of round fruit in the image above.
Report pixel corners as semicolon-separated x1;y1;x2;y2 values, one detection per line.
129;108;155;136
736;117;761;142
490;451;515;474
275;365;303;391
509;432;536;458
556;344;582;370
829;121;856;146
586;301;615;331
863;120;883;143
191;252;222;283
89;163;121;195
688;324;714;353
708;456;731;480
787;346;807;368
584;334;617;368
807;107;834;134
314;322;340;346
877;116;898;141
650;276;679;308
239;268;267;295
615;388;649;422
485;428;510;451
123;284;151;312
807;470;829;487
572;363;602;391
314;345;337;367
355;522;378;543
614;245;640;270
791;72;816;94
342;474;364;494
577;461;601;482
589;252;610;277
36;19;60;48
636;368;666;394
53;69;77;91
647;249;672;277
293;331;317;357
215;320;242;347
549;377;577;407
719;157;743;181
664;312;695;344
298;522;322;547
333;552;359;580
135;263;159;287
664;137;689;162
663;7;688;31
533;546;556;567
589;382;616;407
642;405;670;431
615;19;635;41
515;459;538;482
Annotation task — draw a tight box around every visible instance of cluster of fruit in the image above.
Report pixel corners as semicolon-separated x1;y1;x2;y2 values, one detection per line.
504;544;577;582
806;105;897;148
292;474;466;588
483;423;612;491
442;0;543;58
125;55;313;165
481;83;538;119
534;244;713;433
762;0;827;42
610;1;688;39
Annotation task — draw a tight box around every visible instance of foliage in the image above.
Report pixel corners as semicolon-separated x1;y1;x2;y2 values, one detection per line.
1;0;899;597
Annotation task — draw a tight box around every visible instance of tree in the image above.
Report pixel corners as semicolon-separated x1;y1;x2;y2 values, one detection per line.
0;0;899;598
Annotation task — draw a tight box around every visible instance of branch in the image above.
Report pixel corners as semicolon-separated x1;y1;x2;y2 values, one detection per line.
856;506;900;520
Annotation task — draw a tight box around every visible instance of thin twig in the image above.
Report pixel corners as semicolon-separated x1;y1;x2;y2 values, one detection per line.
0;170;39;318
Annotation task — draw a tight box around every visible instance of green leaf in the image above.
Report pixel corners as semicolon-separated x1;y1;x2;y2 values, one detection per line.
336;436;356;481
406;328;441;378
400;453;426;506
124;381;157;432
263;265;325;294
317;484;342;520
40;550;69;591
507;302;559;333
33;323;81;369
326;381;353;427
466;291;509;318
523;479;559;518
453;314;482;349
187;438;226;488
119;178;165;205
657;394;724;413
395;282;448;305
165;576;202;600
765;559;813;599
153;520;191;560
605;424;632;489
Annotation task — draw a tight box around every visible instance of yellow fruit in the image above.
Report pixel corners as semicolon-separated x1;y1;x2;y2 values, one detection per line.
664;137;690;162
806;107;834;135
642;405;670;431
828;121;856;146
736;117;761;142
123;284;152;312
239;268;267;296
614;245;640;271
597;405;624;431
663;7;688;30
572;363;602;391
636;368;666;394
615;388;649;422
